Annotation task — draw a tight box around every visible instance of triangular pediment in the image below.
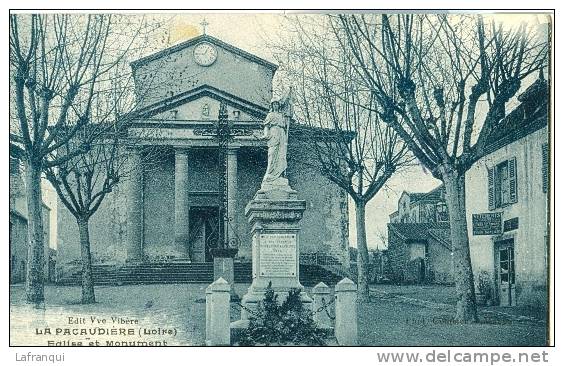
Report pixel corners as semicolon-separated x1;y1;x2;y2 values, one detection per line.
131;34;277;72
131;84;268;122
131;35;276;112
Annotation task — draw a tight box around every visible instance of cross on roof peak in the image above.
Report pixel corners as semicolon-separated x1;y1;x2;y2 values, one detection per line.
200;18;209;35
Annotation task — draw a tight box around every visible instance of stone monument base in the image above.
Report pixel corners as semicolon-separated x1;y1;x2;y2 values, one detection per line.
256;178;298;200
231;184;311;328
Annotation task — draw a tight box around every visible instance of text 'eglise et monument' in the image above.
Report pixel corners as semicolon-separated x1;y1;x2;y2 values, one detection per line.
55;34;350;281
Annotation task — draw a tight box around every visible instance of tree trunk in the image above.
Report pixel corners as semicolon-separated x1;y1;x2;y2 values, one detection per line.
442;167;478;323
77;218;96;304
355;200;371;302
24;160;45;304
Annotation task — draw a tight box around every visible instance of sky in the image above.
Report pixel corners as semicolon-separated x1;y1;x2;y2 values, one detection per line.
41;11;549;250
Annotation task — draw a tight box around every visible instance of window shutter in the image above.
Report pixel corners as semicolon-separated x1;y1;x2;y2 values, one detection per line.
488;166;495;210
542;143;549;193
508;157;518;203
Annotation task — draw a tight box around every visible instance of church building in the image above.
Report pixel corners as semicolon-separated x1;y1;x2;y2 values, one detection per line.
55;34;350;281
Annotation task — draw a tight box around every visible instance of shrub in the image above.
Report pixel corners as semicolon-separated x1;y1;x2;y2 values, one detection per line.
476;270;493;301
238;282;330;346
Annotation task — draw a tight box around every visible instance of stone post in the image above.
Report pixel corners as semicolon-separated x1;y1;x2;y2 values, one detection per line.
312;282;333;330
205;277;231;346
213;254;238;300
335;278;358;346
174;148;190;258
126;148;143;261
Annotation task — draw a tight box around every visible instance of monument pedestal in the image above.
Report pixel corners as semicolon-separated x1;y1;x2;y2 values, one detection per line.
238;187;312;320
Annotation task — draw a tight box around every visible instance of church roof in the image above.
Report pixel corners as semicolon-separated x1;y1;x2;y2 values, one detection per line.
130;34;278;71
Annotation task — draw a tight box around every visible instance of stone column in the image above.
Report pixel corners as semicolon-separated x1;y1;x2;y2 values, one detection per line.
226;148;238;247
174;148;190;258
126;148;143;261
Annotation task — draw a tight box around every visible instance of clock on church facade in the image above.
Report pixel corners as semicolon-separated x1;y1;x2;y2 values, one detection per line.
193;41;217;66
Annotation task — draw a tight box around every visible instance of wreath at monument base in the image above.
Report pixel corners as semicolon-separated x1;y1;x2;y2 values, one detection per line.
238;282;331;346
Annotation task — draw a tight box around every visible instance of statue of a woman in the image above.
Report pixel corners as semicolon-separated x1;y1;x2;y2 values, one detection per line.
261;87;293;191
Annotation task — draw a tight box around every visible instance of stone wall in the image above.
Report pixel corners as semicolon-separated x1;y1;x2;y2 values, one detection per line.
386;227;408;283
9;157;55;280
234;147;265;260
386;227;453;285
287;141;350;266
427;239;454;284
9;213;27;283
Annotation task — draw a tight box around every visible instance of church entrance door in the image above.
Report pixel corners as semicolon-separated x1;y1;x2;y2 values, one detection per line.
189;207;221;262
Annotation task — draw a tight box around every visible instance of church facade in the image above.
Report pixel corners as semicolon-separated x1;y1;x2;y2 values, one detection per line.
55;35;350;277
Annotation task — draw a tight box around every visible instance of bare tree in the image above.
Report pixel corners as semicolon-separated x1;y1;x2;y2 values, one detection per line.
375;228;388;251
275;16;413;301
42;60;170;303
10;14;115;304
9;13;169;304
44;125;122;303
335;14;548;320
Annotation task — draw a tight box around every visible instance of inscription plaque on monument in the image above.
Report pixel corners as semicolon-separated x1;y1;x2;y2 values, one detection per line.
258;233;297;277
